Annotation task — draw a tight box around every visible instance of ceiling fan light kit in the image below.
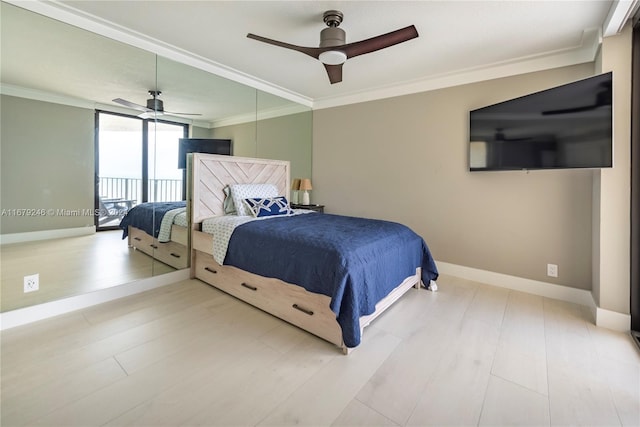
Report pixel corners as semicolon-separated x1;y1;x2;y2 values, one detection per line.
319;50;347;65
247;10;418;84
318;13;347;65
138;111;163;119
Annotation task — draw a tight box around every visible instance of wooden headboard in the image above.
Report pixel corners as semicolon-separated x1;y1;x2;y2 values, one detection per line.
191;153;290;224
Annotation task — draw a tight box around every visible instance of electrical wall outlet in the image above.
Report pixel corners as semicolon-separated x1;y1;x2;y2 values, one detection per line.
24;274;39;293
547;264;558;278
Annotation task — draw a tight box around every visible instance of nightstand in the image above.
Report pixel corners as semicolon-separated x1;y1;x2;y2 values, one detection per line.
291;204;324;213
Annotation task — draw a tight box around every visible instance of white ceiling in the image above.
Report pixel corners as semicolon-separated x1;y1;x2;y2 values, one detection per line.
2;0;638;115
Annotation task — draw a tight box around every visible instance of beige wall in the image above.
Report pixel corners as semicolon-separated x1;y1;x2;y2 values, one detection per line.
190;125;211;139
594;24;632;315
313;63;599;290
210;121;257;158
211;112;313;181
1;95;95;234
257;112;313;181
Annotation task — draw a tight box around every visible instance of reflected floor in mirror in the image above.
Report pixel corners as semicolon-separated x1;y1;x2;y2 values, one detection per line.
1;230;174;312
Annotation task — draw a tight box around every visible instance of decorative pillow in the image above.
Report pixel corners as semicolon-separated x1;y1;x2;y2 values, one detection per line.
244;197;292;218
229;183;278;216
223;185;236;215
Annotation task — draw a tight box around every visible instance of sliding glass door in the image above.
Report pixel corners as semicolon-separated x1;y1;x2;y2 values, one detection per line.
95;111;187;230
96;113;143;229
148;121;186;202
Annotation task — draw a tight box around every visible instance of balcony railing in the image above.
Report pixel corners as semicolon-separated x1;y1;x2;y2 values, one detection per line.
99;177;183;204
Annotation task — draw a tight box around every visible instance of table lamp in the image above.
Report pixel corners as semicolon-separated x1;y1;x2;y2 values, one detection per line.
299;178;312;205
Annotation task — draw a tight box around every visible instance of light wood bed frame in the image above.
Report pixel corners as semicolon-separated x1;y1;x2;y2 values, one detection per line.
189;153;421;353
128;224;188;270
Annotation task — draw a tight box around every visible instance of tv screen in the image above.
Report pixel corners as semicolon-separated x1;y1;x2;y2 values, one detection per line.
469;72;612;171
178;138;232;169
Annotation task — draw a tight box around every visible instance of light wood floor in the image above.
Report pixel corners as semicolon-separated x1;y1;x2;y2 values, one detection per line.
1;274;638;426
1;231;175;312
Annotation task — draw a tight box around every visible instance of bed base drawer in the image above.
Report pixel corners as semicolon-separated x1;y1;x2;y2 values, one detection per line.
128;226;188;269
128;226;154;250
194;250;344;349
151;240;188;269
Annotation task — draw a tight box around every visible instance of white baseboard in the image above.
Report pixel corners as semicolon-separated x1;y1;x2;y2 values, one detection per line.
592;305;631;331
0;226;96;245
0;269;190;330
436;261;631;332
436;261;595;305
2;260;630;333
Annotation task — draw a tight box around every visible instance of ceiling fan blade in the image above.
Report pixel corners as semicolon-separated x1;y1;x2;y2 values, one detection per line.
542;104;598;115
114;97;201;116
248;19;418;85
163;111;202;116
503;137;533;142
342;25;418;59
112;98;151;112
247;33;322;59
324;64;343;84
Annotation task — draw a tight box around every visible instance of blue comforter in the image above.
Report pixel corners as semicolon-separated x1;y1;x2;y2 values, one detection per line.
119;201;186;239
225;213;438;348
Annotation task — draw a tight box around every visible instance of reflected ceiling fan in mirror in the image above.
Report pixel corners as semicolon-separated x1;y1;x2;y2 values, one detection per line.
247;10;419;84
542;80;612;115
112;90;202;118
493;128;532;142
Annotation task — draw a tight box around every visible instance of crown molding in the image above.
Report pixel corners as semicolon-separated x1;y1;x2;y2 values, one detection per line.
212;103;310;128
1;83;96;109
5;1;613;112
0;83;212;127
1;82;307;129
603;0;639;37
313;28;602;110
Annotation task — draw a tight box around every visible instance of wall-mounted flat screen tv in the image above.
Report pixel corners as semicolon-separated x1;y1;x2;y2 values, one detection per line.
469;72;612;171
178;138;232;169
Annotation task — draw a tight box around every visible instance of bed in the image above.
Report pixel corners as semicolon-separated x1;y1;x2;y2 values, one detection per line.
119;201;189;270
190;153;438;353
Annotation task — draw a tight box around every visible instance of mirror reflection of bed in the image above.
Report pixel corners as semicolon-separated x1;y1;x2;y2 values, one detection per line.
0;3;312;320
121;201;189;270
116;138;231;270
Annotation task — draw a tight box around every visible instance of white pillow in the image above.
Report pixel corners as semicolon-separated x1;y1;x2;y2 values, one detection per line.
229;183;278;216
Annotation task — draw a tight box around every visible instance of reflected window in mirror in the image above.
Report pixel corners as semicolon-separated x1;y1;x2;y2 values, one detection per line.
95;111;187;231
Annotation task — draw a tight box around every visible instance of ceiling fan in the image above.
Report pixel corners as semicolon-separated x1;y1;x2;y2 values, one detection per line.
112;91;201;117
247;10;419;84
542;81;612;115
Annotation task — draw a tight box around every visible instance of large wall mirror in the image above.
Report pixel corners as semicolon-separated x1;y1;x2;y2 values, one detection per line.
0;2;312;314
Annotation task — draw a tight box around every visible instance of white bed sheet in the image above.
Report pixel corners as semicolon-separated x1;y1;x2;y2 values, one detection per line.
158;207;188;243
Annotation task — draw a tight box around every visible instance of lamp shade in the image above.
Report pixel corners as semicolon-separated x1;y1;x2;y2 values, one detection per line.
291;178;301;190
299;179;312;191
